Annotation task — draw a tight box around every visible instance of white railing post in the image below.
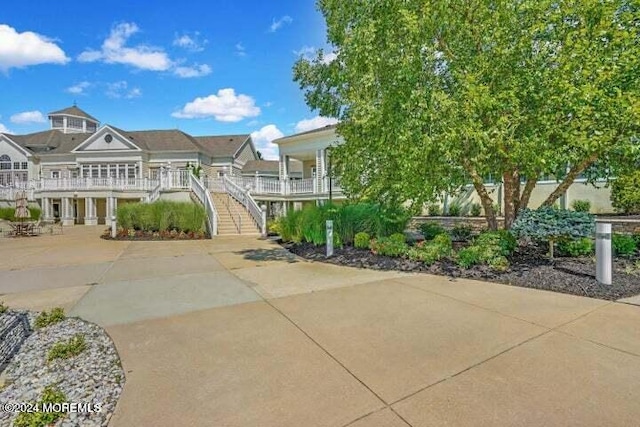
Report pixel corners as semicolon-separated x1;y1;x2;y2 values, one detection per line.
261;205;267;238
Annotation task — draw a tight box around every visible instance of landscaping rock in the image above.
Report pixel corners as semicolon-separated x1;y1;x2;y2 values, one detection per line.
0;313;124;427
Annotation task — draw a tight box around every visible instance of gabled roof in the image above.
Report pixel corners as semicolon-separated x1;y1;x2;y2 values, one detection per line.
273;123;338;144
110;128;204;152
10;130;92;154
242;160;303;175
194;135;251;158
48;106;99;123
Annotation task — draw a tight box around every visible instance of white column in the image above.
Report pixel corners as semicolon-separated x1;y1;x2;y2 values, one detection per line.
315;149;326;194
84;197;97;225
61;197;74;226
42;197;51;221
279;155;290;195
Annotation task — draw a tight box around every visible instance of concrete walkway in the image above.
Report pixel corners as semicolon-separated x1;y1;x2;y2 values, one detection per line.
1;227;640;426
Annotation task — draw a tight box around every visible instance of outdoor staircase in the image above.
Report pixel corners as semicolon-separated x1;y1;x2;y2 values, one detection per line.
210;192;260;235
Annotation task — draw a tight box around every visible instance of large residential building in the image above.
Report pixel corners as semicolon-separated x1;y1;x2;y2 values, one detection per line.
0;106;259;231
1;105;614;236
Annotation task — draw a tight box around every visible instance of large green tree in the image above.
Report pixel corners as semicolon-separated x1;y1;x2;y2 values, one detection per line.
294;0;640;229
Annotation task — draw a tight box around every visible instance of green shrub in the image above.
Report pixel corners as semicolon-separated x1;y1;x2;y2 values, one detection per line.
427;203;441;216
34;308;65;329
571;199;591;213
47;334;87;362
475;230;517;256
612;233;637;257
0;301;7;314
511;207;595;258
14;385;67;427
470;203;482;217
375;206;410;237
456;230;516;269
493;203;502;216
354;232;371;249
277;202;407;246
611;171;640;214
0;206;41;221
267;218;280;235
370;233;408;257
406;233;452;265
457;246;482;268
419;222;446;240
488;256;510;271
336;203;378;244
116;201;205;233
634;233;640;248
447;203;462;217
557;237;594;257
278;209;303;242
450;224;473;242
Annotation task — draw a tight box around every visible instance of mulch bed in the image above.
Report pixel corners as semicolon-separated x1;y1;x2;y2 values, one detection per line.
101;229;208;241
284;242;640;301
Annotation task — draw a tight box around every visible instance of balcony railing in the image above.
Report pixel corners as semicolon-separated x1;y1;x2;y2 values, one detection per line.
215;175;342;197
34;177;158;191
1;171;341;200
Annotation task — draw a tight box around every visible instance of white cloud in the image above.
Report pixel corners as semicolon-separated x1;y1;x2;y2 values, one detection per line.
269;15;292;33
10;110;46;124
294;46;337;64
173;63;211;78
0;24;69;71
106;81;142;99
295;116;338;133
173;32;207;52
251;124;283;160
172;88;261;122
0;123;12;134
78;23;211;78
66;81;91;95
78;22;172;71
235;43;246;57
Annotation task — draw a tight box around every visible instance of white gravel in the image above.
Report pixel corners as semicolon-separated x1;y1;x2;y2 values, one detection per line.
0;312;124;427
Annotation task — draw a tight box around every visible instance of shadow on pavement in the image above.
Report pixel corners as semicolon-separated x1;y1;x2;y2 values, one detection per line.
235;248;299;263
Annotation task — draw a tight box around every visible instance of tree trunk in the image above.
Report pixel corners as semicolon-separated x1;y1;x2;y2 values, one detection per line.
519;177;538;212
463;162;498;230
502;170;520;229
542;154;599;207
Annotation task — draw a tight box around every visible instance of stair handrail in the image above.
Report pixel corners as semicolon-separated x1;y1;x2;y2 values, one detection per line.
222;175;264;234
190;173;218;237
146;181;162;203
220;192;242;234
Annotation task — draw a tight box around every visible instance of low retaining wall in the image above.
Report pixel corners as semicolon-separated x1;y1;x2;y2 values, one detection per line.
411;216;640;234
0;312;31;371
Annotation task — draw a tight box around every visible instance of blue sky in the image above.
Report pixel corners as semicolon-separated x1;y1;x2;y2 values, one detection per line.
0;1;338;159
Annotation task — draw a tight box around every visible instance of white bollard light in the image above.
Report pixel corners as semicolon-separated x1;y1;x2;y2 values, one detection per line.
326;220;334;257
595;222;612;285
111;215;117;239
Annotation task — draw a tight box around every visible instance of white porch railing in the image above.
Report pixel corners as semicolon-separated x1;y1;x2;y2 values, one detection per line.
0;186;35;201
35;177;158;191
190;174;218;237
223;176;265;235
213;175;341;197
290;178;315;194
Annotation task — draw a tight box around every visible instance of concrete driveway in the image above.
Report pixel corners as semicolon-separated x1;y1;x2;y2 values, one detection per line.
1;226;640;426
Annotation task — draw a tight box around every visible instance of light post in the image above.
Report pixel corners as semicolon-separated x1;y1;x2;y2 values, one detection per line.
327;147;333;205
